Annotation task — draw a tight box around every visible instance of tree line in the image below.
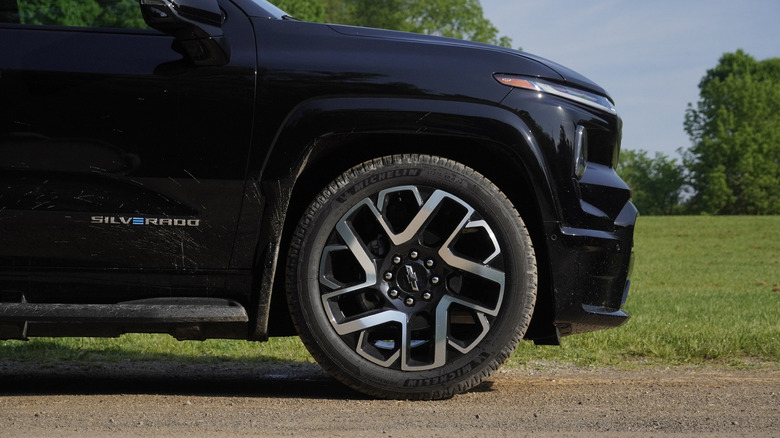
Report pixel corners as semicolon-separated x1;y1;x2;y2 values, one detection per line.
272;0;512;47
619;50;780;215
15;0;147;28
14;0;510;46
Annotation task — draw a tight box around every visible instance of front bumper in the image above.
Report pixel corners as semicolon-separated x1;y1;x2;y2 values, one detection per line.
546;199;637;336
498;85;636;338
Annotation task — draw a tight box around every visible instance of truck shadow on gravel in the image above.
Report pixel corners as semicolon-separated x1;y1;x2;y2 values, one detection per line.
0;360;385;399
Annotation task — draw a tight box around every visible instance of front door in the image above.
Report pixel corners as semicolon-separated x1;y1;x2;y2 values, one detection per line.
0;0;257;299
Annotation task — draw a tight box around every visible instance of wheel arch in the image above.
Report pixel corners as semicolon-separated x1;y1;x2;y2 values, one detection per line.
253;97;559;341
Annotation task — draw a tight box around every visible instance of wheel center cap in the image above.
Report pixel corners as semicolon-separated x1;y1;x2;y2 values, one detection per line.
397;263;428;294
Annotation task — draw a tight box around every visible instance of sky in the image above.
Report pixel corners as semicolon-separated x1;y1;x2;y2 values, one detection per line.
480;0;780;158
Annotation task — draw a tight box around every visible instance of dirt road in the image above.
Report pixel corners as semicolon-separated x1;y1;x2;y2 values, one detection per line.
1;360;778;437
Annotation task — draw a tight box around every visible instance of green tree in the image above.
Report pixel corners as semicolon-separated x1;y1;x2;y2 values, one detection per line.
403;0;511;47
18;0;101;26
272;0;512;47
616;149;689;215
321;0;350;24
684;50;780;214
17;0;146;28
94;0;148;28
273;0;325;22
337;0;406;30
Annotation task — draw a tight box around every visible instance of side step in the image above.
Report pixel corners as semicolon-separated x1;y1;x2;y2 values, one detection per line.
0;298;249;341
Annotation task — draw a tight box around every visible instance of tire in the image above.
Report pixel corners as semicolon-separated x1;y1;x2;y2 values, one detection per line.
286;154;537;399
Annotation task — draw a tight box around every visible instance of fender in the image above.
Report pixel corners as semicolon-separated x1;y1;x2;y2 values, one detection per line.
260;96;555;191
243;95;562;339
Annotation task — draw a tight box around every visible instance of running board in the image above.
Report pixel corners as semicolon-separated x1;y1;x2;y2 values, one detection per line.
0;298;249;340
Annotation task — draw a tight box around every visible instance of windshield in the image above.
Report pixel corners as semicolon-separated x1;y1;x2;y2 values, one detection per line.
239;0;288;19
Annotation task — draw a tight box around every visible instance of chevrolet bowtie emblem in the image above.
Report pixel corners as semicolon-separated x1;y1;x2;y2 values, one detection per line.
404;265;420;292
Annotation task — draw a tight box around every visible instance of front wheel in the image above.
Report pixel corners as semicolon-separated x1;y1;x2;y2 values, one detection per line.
286;154;537;399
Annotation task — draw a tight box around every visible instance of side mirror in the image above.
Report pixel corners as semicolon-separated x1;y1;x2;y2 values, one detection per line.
140;0;230;66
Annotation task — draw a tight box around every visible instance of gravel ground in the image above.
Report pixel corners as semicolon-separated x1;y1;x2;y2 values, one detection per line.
1;360;778;437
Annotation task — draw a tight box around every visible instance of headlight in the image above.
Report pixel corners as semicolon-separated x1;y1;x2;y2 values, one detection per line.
494;74;616;114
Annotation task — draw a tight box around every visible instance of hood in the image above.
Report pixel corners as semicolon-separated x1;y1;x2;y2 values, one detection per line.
327;24;610;99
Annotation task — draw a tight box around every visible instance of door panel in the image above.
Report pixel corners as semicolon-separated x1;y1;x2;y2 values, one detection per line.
0;1;257;275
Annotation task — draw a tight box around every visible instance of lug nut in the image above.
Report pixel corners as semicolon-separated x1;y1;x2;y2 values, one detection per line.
384;272;393;281
389;289;399;298
431;276;440;285
425;259;435;268
392;255;402;265
409;250;419;260
405;297;415;306
422;291;432;300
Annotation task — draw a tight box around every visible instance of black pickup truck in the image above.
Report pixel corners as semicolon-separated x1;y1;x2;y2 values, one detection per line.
0;0;636;399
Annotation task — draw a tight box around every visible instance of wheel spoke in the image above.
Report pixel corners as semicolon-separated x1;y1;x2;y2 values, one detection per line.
357;330;401;367
448;311;490;354
439;216;505;315
440;221;504;284
377;189;460;246
330;308;407;336
463;220;501;264
320;200;378;300
318;245;350;290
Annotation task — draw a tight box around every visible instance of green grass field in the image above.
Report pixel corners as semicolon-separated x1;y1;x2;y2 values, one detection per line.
510;216;779;368
1;216;778;368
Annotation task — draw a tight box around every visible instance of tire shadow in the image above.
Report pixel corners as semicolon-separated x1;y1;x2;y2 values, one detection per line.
0;360;371;400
